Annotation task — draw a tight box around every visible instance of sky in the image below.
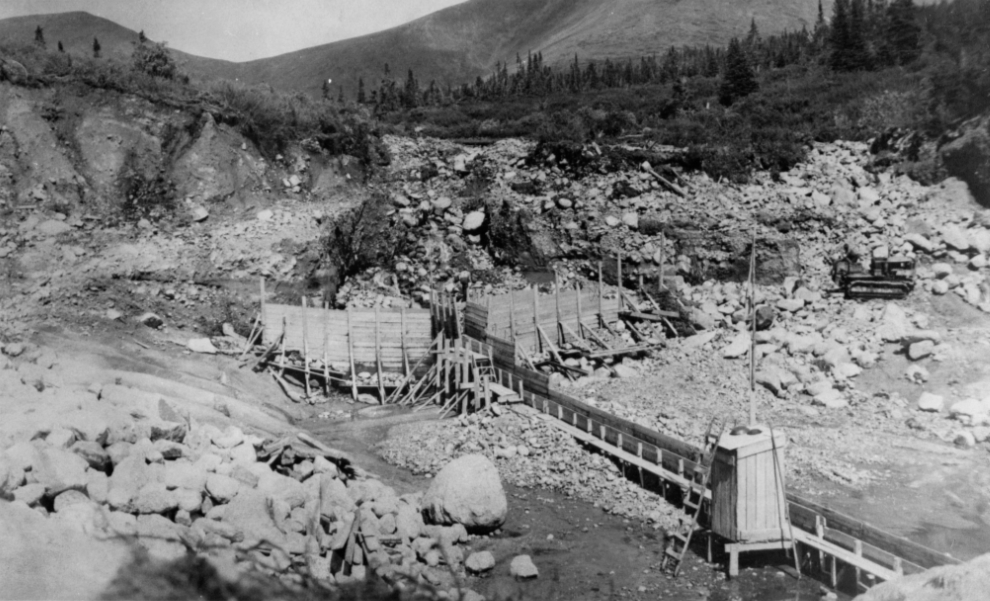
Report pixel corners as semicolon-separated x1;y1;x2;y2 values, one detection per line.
0;0;467;61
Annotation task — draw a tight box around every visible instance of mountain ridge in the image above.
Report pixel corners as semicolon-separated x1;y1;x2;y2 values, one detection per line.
1;1;825;97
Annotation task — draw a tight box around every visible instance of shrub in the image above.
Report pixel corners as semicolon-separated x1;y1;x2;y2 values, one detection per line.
131;42;178;80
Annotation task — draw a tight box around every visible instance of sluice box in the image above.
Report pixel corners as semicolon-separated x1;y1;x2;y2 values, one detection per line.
710;427;789;543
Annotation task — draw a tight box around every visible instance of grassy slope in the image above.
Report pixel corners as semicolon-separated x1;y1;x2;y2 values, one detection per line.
0;12;234;78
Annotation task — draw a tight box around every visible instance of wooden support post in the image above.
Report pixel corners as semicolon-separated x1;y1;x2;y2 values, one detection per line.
658;232;666;292
259;277;266;331
472;362;481;413
279;317;287;374
509;289;516;342
575;281;583;339
301;297;311;399
554;270;562;347
532;286;540;355
748;227;757;426
375;306;385;403
322;302;330;396
598;261;604;328
401;308;408;380
346;309;358;402
617;253;623;310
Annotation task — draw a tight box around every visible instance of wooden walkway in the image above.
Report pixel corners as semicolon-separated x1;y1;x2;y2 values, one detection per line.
457;335;960;589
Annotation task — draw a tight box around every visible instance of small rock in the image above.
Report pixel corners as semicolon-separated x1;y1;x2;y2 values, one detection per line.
187;338;218;354
917;392;944;412
189;205;209;222
465;551;496;574
908;340;935;361
510;555;539;579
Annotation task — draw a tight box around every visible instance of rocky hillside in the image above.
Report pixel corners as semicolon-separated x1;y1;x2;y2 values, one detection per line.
0;80;368;226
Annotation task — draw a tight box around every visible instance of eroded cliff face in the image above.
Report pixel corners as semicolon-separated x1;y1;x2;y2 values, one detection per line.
0;82;364;222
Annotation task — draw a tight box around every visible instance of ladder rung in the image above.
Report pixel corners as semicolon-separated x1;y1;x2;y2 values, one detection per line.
670;531;688;543
685;499;699;510
665;548;682;560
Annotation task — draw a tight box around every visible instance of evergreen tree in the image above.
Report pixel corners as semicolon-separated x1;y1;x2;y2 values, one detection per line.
337;86;344;104
745;18;761;49
404;69;419;108
93;37;101;58
139;30;147;44
34;25;46;48
829;0;856;70
357;77;366;103
57;41;64;53
719;37;758;105
884;0;920;65
849;0;872;69
322;79;332;101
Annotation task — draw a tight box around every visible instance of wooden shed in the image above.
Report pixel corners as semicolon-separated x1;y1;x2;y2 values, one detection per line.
710;427;789;543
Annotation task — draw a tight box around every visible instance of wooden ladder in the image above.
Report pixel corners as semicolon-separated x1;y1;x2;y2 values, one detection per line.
661;417;726;577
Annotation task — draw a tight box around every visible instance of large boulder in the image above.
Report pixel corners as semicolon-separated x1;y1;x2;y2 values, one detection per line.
939;116;990;208
422;454;507;532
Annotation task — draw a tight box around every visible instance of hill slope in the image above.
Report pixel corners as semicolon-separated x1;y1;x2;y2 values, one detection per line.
0;12;233;77
191;0;824;98
1;1;822;98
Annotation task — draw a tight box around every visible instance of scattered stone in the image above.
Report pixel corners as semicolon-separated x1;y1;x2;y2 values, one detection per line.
465;551;496;573
917;393;944;413
908;340;935;361
187;338;218;354
510;554;539;579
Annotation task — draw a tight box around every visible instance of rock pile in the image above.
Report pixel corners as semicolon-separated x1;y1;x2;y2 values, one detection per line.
0;380;488;598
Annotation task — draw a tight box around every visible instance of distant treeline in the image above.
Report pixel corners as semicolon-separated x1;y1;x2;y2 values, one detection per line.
363;0;988;121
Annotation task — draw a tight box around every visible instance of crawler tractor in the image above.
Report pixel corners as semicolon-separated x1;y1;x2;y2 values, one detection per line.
832;255;916;299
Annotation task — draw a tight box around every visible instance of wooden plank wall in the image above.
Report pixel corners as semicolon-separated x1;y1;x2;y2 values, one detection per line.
262;304;434;374
465;286;620;354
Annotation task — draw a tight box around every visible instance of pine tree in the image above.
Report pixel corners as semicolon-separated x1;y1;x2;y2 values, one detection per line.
357;77;366;104
57;41;64;53
848;0;872;69
719;37;758;105
34;25;46;48
337;86;344;104
404;69;419;108
829;0;857;70
322;79;331;101
93;37;101;58
884;0;920;65
139;30;147;44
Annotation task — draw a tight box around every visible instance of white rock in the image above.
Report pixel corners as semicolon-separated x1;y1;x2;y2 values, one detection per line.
908;340;935;361
462;211;485;232
950;399;990;420
622;212;639;229
466;551;496;573
612;364;639;378
905;233;933;252
510;554;539;579
814;389;848;408
256;209;274;222
189;205;209;222
777;298;805;312
604;216;621;227
422;455;506;531
722;332;751;359
858;187;880;203
941;225;970;251
917;392;944;412
187;338;218;354
932;263;953;278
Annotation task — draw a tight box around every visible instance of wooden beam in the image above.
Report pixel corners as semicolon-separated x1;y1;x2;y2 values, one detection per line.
620;309;680;320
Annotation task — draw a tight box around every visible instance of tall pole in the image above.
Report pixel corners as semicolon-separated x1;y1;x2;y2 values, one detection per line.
749;226;757;427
